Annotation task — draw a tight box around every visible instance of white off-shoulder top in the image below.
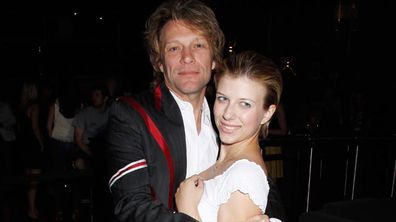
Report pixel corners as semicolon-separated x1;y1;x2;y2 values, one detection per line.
197;159;270;222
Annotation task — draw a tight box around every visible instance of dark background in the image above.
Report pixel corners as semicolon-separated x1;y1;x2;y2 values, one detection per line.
1;0;393;135
1;1;394;221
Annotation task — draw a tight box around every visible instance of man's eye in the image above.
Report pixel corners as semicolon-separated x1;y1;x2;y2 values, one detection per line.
168;46;179;52
194;43;205;48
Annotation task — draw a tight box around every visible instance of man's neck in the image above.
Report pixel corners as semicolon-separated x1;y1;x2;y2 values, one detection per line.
93;104;106;112
169;89;207;133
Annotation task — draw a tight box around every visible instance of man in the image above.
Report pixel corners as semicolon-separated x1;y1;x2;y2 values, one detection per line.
106;0;285;221
73;84;109;169
73;84;112;221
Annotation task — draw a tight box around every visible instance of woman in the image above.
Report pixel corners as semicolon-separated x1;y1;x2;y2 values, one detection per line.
176;51;283;222
47;80;81;221
16;80;45;221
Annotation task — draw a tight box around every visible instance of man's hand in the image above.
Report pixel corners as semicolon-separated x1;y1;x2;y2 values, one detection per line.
175;174;204;221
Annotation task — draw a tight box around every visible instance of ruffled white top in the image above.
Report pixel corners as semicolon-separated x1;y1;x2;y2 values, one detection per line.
197;159;269;222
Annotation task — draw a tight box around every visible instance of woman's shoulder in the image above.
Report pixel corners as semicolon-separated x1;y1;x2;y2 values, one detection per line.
226;159;266;179
218;159;270;213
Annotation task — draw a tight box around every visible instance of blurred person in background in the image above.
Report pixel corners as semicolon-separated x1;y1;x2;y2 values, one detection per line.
47;79;81;221
16;80;45;221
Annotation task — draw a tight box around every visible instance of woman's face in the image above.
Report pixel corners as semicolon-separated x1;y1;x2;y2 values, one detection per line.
214;75;273;145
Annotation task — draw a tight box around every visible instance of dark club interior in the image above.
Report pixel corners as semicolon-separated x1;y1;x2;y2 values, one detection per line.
1;0;394;221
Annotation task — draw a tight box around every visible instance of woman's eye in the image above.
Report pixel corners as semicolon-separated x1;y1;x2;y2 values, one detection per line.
216;96;227;102
241;102;252;108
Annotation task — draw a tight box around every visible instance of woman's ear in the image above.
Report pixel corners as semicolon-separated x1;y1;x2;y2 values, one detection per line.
261;105;277;125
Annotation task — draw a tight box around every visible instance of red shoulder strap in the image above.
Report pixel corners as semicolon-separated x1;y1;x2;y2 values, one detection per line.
119;96;175;209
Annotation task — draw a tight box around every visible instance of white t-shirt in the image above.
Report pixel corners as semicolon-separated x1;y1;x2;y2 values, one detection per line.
198;159;269;222
72;106;109;144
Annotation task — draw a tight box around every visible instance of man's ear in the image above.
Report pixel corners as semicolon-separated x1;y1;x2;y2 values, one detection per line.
261;105;277;125
158;63;164;73
211;61;216;70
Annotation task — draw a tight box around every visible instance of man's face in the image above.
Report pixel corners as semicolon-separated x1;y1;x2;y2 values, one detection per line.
158;20;215;100
91;89;105;108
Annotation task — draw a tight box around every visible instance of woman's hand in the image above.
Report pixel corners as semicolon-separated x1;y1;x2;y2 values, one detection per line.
175;174;204;221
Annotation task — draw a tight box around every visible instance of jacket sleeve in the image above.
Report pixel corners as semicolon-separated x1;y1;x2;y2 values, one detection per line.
266;176;287;221
106;101;197;222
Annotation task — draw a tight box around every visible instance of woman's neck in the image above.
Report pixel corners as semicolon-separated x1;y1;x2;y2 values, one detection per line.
218;135;260;162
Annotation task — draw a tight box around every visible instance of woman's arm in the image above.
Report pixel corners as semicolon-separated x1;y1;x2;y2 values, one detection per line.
30;104;44;150
218;191;262;222
46;104;55;137
74;127;92;156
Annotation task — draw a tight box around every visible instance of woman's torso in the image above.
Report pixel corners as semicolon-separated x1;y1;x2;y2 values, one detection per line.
197;159;269;222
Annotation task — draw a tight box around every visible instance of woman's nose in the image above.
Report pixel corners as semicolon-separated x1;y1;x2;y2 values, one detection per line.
222;105;234;120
